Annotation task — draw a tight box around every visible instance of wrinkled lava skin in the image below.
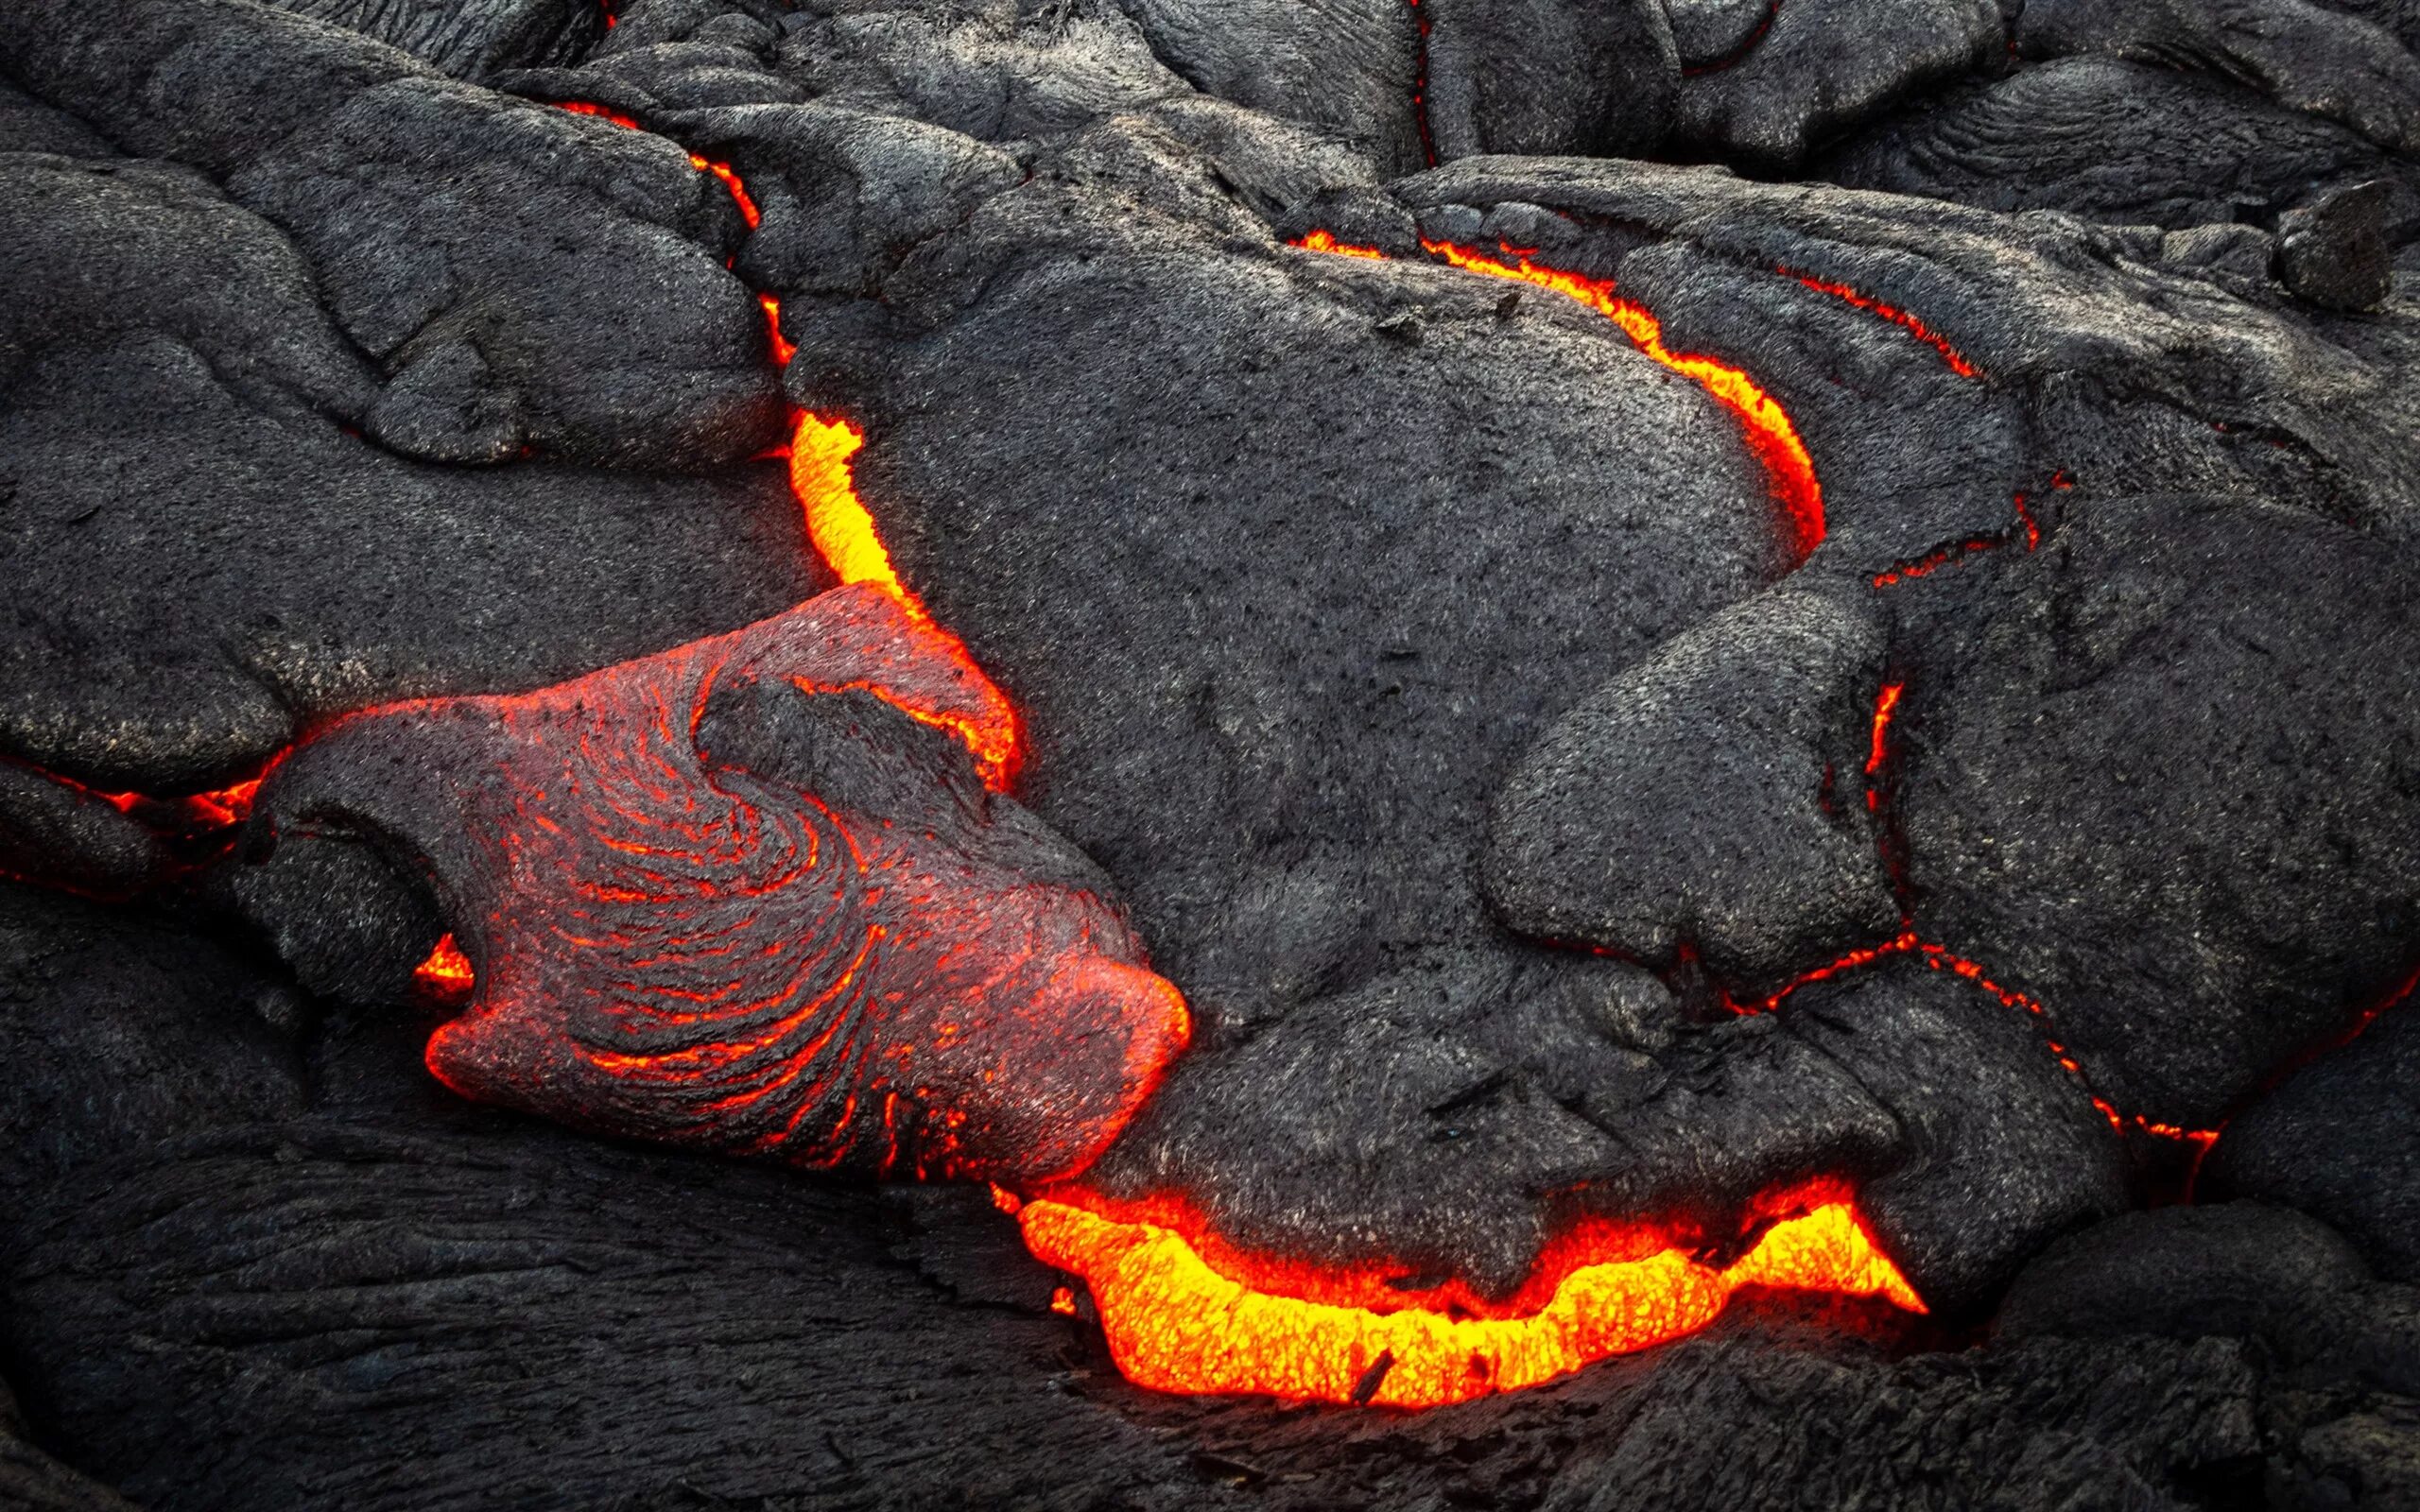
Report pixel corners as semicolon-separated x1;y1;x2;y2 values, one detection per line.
250;585;1188;1184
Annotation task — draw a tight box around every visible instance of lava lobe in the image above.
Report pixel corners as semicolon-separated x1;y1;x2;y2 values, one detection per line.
248;585;1189;1184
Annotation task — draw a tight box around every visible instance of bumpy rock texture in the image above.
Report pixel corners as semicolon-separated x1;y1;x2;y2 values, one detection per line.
3;0;2419;1503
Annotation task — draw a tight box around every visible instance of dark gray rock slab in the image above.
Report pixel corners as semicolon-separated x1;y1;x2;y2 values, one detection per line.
2204;1006;2420;1282
1422;0;1678;161
1824;59;2420;241
257;0;603;79
1483;585;1900;997
1672;0;2006;171
1892;494;2420;1127
0;885;305;1230
2;0;786;472
2016;0;2420;156
1108;0;1421;174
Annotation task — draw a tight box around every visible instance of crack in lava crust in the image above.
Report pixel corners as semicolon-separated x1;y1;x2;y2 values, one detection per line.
1296;232;1825;561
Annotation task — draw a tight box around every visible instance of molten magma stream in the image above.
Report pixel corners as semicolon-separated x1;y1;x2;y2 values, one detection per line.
1014;1184;1921;1408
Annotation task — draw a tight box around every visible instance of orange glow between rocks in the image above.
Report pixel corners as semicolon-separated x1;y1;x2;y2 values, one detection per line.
1295;229;1388;260
1018;1183;1923;1408
554;102;758;227
412;933;475;1005
1413;238;1828;562
786;408;1021;791
1791;272;1980;379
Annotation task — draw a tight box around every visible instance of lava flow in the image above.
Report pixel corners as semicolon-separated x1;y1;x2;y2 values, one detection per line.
1014;1182;1921;1408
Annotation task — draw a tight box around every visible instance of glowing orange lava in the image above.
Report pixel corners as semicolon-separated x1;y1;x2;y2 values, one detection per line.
759;293;795;366
1017;1183;1922;1408
1295;229;1388;261
413;933;475;1005
784;415;1022;790
1412;239;1827;561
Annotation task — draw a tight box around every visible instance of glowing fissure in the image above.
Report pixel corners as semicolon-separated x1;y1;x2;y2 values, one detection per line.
1296;232;1826;562
1791;271;1980;379
1011;1180;1922;1409
554;102;758;227
994;230;1922;1408
413;932;475;1004
1784;677;2223;1148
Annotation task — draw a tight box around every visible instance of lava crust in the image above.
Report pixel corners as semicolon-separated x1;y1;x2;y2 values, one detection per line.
6;0;2420;1503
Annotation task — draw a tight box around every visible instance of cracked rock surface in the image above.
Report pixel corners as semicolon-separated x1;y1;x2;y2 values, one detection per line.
4;0;2420;1504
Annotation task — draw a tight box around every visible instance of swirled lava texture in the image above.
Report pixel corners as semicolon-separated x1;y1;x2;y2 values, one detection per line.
1017;1185;1922;1408
252;585;1188;1183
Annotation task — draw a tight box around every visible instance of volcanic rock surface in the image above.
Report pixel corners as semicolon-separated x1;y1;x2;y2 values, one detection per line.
3;0;2419;1504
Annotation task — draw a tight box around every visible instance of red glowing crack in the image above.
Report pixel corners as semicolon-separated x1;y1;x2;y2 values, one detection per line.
1791;271;1980;379
1297;232;1826;562
1405;0;1438;168
555;101;759;228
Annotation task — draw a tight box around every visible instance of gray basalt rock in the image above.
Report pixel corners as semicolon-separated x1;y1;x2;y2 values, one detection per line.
0;122;824;796
1997;1202;2373;1346
1673;0;2006;171
1482;585;1900;998
1824;59;2420;240
777;0;1188;144
0;885;305;1227
1109;0;1422;174
256;0;603;79
1422;0;1680;161
2016;0;2420;156
0;330;822;792
2277;178;2396;311
0;0;787;472
1786;961;2129;1313
2203;1007;2420;1281
0;766;175;902
1889;494;2420;1128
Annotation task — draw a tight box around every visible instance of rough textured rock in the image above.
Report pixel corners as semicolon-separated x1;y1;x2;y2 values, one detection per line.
1;0;786;472
1423;0;1679;161
259;0;604;78
2204;1006;2420;1282
0;338;821;791
2278;178;2396;310
6;0;2420;1500
1824;59;2420;239
1108;0;1420;174
0;885;305;1227
2015;0;2420;156
1483;586;1899;996
1891;495;2420;1127
1673;0;2006;170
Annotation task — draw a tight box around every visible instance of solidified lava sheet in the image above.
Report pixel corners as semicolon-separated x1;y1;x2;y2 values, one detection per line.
2;0;2420;1507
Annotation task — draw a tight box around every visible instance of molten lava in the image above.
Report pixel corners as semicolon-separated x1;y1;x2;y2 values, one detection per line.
1017;1183;1922;1408
1403;238;1827;561
412;933;475;1005
786;413;1021;790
